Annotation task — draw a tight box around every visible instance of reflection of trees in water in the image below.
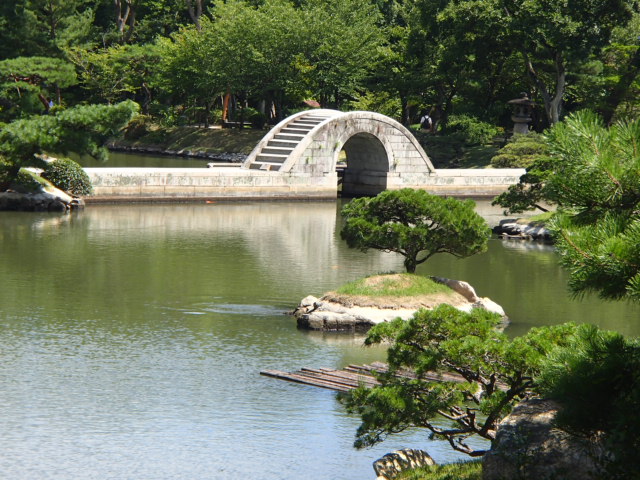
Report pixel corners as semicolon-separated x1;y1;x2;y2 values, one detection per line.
83;202;402;288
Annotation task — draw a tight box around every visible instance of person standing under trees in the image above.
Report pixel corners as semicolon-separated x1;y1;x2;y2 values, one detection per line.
419;111;433;132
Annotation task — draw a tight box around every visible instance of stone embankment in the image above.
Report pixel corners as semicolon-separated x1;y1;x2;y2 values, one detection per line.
293;276;505;332
494;219;552;241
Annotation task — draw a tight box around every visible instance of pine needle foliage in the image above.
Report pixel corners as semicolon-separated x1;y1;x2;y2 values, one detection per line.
340;189;490;273
0;100;138;192
340;305;579;457
545;111;640;300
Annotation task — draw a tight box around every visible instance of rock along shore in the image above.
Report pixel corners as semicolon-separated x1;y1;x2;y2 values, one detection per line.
493;218;552;241
0;186;84;212
293;276;506;332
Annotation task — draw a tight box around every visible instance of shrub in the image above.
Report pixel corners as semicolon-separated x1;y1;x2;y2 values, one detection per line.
445;114;500;146
538;324;640;477
41;157;93;195
123;114;152;140
490;132;550;168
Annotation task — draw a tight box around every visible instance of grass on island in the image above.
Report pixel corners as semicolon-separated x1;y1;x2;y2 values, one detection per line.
398;460;482;480
336;273;453;298
326;273;468;310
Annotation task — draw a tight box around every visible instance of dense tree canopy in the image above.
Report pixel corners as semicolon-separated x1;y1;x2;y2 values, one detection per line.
340;189;490;273
1;0;637;128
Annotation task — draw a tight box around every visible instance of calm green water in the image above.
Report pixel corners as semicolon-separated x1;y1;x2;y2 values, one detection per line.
1;201;639;480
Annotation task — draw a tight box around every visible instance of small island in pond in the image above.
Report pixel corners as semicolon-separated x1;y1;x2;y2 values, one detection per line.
293;273;505;332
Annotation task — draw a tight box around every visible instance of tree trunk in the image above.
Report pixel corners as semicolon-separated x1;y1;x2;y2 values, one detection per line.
185;0;202;31
522;49;565;125
45;0;58;41
114;0;135;43
204;102;210;128
404;256;417;274
400;94;409;126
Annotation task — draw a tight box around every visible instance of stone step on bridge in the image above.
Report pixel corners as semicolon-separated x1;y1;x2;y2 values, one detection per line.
247;110;339;171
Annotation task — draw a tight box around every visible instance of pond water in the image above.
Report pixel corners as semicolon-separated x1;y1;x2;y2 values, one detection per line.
1;200;639;480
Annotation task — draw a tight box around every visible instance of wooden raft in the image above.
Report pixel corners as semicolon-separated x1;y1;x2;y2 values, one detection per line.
260;361;465;393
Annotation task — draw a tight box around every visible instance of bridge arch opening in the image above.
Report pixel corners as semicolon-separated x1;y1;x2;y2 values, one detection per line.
339;133;389;197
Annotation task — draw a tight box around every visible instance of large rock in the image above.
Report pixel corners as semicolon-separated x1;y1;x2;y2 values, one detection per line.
494;219;551;241
482;398;607;480
373;449;435;480
293;295;420;332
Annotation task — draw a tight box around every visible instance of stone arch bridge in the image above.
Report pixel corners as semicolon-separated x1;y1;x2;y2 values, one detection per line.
244;109;435;196
86;110;525;201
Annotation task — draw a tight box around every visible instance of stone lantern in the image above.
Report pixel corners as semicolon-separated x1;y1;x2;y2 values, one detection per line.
508;93;534;135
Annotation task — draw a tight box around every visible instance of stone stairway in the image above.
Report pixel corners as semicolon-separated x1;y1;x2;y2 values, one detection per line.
248;112;335;171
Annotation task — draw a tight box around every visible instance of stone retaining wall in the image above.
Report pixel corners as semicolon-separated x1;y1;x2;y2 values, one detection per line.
83;167;524;202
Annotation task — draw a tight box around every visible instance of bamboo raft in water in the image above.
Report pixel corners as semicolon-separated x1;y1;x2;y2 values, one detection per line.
260;361;465;393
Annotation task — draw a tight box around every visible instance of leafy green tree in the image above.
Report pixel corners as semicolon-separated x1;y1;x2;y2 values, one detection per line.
300;0;385;109
69;44;160;112
155;1;307;124
502;0;636;125
417;0;637;127
340;189;490;273
155;16;227;125
417;0;524;128
598;11;640;124
342;305;579;456
211;0;307;120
